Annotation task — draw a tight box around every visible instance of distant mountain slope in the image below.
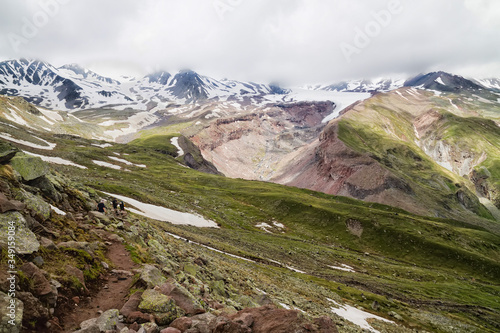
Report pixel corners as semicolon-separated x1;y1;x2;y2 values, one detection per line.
404;71;485;92
321;78;405;92
271;87;500;222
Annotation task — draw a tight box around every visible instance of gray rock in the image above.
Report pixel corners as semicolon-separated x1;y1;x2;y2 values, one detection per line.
40;237;57;250
10;153;49;182
19;263;53;297
0;193;25;213
0;141;18;163
138;322;159;333
0;291;23;333
139;289;184;325
0;212;40;254
13;189;51;221
32;256;44;267
139;264;167;288
57;241;100;256
95;309;121;331
89;211;111;224
17;292;50;325
28;176;62;203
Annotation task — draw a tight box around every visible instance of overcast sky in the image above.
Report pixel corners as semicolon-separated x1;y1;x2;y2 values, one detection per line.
1;0;499;85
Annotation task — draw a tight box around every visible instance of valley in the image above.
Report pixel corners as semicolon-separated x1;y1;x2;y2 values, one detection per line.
0;60;499;332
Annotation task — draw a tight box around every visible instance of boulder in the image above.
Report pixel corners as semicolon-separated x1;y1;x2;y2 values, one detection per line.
160;328;181;333
77;309;120;332
0;141;18;163
10;153;49;182
186;313;217;333
95;309;121;331
120;291;150;323
139;264;167;288
138;322;159;333
211;316;251;333
209;280;227;298
17;292;50;326
57;241;100;256
13;189;51;221
40;237;57;250
0;212;40;254
0;291;23;333
19;262;53;297
65;265;88;294
89;211;111;225
139;289;184;325
27;176;62;203
159;280;205;315
219;305;338;333
0;193;25;213
169;317;192;332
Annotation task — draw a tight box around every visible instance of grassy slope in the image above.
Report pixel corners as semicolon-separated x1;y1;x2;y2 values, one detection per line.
1;104;500;330
30;128;499;331
336;91;498;222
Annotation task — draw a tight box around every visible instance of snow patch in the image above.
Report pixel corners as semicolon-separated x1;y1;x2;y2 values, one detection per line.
92;143;113;148
328;298;394;333
256;222;273;233
24;151;87;169
170;137;184;157
108;156;146;168
0;133;56;150
328;264;355;272
101;192;219;228
50;204;66;216
435;77;445;85
395;91;409;101
92;160;122;170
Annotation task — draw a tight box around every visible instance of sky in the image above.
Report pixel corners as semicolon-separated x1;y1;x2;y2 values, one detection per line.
0;0;499;85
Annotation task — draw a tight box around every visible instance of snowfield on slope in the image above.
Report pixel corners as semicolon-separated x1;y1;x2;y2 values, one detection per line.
101;191;219;228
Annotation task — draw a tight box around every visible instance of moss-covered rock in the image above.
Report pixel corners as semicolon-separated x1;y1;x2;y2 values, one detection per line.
13;189;51;221
0;141;18;163
139;289;185;325
0;212;39;254
209;280;228;298
139;264;167;288
10;153;48;182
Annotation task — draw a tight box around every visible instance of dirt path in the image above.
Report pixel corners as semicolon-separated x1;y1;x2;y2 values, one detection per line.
58;240;138;332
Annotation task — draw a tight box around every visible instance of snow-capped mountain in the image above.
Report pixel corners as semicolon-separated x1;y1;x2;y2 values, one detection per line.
134;69;278;104
0;59;290;110
0;59;132;110
473;78;500;91
320;78;405;92
404;71;484;92
1;59;499;113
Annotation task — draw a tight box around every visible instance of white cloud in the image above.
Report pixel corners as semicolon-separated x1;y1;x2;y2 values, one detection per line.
0;0;499;84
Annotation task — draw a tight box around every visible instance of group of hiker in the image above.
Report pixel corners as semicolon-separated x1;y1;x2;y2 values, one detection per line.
97;198;126;215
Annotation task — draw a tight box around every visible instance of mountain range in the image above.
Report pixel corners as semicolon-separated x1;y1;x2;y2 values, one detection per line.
0;59;500;332
1;59;498;112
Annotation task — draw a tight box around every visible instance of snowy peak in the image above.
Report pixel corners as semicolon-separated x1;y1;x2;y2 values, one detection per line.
404;71;483;92
473;78;500;91
144;71;172;85
59;63;120;85
321;78;404;93
167;70;209;102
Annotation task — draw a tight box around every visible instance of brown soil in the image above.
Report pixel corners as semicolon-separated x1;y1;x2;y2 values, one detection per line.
57;239;138;332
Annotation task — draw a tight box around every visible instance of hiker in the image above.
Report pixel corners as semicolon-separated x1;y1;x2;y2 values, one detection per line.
112;199;118;214
97;199;106;213
119;201;125;214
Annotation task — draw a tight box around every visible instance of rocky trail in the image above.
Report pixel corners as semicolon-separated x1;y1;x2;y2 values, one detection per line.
58;232;138;332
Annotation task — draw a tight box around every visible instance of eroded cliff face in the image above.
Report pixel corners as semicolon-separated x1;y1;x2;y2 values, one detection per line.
271;122;427;216
189;102;334;180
